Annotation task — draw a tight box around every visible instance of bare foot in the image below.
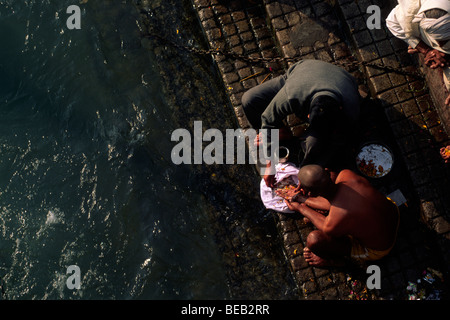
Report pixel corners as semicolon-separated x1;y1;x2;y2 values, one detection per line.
303;247;328;267
303;247;345;268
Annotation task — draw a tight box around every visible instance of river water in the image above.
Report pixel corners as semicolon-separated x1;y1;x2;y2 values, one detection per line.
0;0;298;299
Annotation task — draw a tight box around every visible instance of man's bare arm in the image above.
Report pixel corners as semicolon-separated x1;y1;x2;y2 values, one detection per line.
285;201;327;231
304;196;331;211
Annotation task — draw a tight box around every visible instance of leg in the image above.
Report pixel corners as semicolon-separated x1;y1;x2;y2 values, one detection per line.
303;230;351;267
299;130;330;168
241;75;287;129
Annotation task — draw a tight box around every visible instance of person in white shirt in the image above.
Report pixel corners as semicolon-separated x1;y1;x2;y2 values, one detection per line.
386;0;450;106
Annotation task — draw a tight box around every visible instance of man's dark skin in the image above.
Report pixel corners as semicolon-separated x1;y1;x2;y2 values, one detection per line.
409;40;450;106
285;165;398;267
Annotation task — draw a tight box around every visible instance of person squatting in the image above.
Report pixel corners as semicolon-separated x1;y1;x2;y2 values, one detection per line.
242;58;401;267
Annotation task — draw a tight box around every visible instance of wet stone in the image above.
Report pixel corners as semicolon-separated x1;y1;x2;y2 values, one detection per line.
231;11;246;22
291;255;308;271
358;44;379;62
223;24;237;37
240;31;254;43
397;135;418;154
279;219;297;233
429;126;449;143
295;267;314;283
254;28;272;42
282;44;298;58
366;59;385;78
395;84;414;102
388;72;407;87
312;267;329;278
198;7;214;20
265;2;283;19
235;20;250;33
218;13;233;25
375;40;395;57
322;287;339;300
421;200;441;221
378;90;399;106
276;28;291;46
353;30;373;47
409;167;432;187
416;94;434;112
371;73;392;93
283;231;301;246
431;216;450;235
404;151;424;171
279;2;296;15
340;1;362;19
271;16;288;30
286;11;301;27
330;43;351;60
313;2;333;17
408;114;427;132
258;38;275;50
369;28;388;42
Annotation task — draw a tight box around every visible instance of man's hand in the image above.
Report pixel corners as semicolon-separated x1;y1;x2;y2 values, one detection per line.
445;93;450;107
425;49;448;69
412;41;431;56
263;161;276;187
440;146;450;163
408;42;448;68
407;46;418;54
284;200;304;213
264;174;276;188
293;183;305;195
254;132;263;146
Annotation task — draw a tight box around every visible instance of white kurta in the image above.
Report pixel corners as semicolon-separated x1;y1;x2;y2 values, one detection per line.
386;0;450;89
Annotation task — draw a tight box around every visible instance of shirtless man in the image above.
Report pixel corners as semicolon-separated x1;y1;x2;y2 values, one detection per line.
285;165;399;267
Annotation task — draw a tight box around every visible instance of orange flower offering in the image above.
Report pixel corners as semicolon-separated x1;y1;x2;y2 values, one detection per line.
357;159;385;177
356;143;393;178
444;147;450;157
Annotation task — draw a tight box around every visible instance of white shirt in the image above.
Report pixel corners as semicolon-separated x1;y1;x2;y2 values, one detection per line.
386;0;450;54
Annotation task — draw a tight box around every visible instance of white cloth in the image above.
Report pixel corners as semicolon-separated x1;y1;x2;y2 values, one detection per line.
395;0;421;39
386;0;450;90
444;67;450;89
386;0;450;53
260;162;299;213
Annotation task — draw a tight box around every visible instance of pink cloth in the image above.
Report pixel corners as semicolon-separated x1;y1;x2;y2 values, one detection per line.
260;162;299;213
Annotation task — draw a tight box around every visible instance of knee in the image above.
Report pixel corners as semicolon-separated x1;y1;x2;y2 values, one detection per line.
306;230;326;251
241;90;254;112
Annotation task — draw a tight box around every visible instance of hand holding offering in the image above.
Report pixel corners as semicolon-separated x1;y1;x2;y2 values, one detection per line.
440;146;450;163
274;176;307;203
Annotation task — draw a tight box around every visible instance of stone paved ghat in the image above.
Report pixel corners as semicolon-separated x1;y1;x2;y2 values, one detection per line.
190;0;450;299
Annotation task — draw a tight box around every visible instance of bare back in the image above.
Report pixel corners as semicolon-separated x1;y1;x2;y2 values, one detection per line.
327;170;398;250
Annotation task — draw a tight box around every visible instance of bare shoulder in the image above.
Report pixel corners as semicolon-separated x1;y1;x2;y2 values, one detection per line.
335;169;364;183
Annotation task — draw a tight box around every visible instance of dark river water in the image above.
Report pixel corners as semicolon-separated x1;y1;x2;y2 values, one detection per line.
0;0;298;299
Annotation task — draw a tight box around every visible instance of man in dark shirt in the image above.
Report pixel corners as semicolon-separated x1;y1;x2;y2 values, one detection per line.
241;59;362;187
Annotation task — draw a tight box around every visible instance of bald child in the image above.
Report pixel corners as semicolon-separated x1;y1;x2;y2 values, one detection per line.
285;165;399;267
